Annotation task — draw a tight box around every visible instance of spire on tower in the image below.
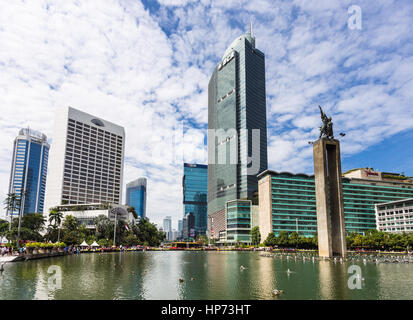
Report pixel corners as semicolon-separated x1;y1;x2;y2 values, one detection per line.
250;18;253;37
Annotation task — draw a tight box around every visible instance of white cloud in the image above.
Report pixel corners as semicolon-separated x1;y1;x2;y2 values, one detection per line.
1;0;413;229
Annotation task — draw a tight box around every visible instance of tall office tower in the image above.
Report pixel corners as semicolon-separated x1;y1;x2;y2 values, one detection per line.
7;129;49;217
207;28;268;239
126;177;147;220
184;212;195;240
178;219;183;239
163;216;172;241
44;106;125;215
183;163;208;237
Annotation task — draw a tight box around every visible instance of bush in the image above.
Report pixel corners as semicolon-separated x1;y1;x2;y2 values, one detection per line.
25;242;39;248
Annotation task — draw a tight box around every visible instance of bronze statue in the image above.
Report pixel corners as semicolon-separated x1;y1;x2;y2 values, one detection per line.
319;105;334;139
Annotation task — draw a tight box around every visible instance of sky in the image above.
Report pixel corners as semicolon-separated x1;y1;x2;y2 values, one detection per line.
0;0;413;229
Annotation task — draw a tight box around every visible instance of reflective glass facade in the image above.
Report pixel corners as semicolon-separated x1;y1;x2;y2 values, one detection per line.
126;178;147;219
208;32;268;220
183;163;208;237
8;129;49;216
260;171;413;237
226;200;251;243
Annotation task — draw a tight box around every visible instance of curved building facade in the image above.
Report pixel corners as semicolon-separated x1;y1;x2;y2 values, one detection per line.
8;128;49;216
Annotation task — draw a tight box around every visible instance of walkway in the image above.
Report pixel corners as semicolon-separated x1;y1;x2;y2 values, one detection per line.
0;255;21;263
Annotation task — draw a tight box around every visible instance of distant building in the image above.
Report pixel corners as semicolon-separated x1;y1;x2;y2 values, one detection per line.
258;169;413;241
7;128;49;217
183;163;207;237
183;212;195;240
53;203;135;229
171;230;179;241
126;177;147;219
44;106;125;221
375;198;413;233
178;219;183;239
163;216;172;241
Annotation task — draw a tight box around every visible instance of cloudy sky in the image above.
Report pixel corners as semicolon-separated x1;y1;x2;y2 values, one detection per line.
0;0;412;229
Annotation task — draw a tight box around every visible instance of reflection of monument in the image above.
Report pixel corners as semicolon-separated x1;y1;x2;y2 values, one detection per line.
313;106;347;258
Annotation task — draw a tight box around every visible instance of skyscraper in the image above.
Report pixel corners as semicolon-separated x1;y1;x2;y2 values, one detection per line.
44;106;125;216
163;216;172;241
207;28;268;240
178;219;183;239
126;177;147;220
7;128;49;217
183;163;207;237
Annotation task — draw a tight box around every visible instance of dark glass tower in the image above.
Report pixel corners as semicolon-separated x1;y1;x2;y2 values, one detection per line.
183;163;208;237
208;31;268;223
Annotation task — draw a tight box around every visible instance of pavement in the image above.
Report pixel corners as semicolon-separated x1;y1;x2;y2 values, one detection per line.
0;255;20;263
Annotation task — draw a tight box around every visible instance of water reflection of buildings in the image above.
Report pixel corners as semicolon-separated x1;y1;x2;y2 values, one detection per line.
318;261;349;300
255;254;276;299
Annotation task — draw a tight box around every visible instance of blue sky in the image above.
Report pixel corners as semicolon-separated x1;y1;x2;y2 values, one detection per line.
0;0;412;229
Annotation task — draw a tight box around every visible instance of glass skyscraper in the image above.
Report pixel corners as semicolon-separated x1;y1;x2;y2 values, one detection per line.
7;128;49;217
126;177;147;219
183;163;208;238
208;29;268;239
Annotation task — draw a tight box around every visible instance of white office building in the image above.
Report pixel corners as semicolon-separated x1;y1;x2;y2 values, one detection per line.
163;216;172;241
375;198;413;233
44;106;125;219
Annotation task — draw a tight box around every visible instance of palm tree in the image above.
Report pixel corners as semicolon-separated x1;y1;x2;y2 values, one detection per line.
49;207;64;242
3;193;21;231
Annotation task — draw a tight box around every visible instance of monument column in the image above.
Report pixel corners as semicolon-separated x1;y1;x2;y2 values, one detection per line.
313;138;347;258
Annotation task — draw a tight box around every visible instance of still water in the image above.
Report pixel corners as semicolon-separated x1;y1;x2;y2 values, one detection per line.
1;251;412;300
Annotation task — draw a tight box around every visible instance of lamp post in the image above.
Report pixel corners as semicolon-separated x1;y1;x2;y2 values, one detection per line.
113;211;117;247
296;218;299;234
16;190;26;250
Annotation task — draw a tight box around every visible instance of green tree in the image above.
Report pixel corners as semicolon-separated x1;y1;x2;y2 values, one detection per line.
277;231;289;247
94;215;114;240
6;213;45;242
0;219;9;235
134;218;165;246
48;207;64;242
124;233;139;247
288;232;300;248
61;215;81;245
196;235;207;246
264;232;277;247
3;193;21;219
250;226;261;246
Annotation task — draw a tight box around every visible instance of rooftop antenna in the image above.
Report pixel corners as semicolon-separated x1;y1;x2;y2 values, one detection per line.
250;18;253;37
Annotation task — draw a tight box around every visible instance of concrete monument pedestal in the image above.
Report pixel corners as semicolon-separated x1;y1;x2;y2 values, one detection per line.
313;138;347;258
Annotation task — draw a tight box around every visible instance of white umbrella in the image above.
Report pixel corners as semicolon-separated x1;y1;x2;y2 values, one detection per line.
80;241;88;247
90;241;100;247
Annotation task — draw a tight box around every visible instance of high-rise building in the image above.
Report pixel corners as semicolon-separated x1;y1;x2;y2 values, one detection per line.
208;28;268;240
7;128;49;217
163;216;172;241
183;212;195;240
375;198;413;233
258;168;413;241
183;163;207;237
178;219;183;239
44;106;125;217
126;177;147;220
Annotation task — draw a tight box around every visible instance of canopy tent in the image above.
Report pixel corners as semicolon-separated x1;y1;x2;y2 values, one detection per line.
80;241;88;247
90;241;100;247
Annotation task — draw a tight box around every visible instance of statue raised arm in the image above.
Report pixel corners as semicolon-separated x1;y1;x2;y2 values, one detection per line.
318;105;334;139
